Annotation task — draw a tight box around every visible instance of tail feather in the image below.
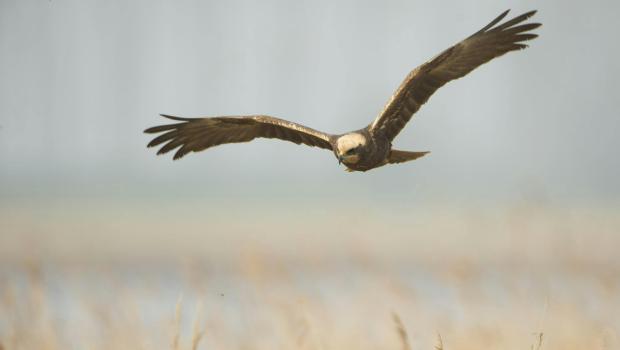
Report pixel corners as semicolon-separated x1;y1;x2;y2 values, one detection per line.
387;150;430;164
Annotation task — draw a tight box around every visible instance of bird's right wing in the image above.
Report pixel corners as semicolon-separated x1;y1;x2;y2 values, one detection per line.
144;114;333;160
369;10;541;141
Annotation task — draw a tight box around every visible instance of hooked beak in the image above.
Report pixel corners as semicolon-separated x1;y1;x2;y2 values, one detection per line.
338;155;343;164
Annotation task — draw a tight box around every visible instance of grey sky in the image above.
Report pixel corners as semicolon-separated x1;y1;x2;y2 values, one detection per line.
1;0;618;203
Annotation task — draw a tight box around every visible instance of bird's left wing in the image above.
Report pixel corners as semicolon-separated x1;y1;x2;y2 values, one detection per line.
144;114;333;160
369;10;541;141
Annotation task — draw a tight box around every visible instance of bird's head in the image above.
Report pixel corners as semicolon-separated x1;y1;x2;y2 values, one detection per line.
335;133;367;165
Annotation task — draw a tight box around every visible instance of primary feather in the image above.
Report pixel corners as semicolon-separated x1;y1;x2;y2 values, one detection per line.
369;10;541;141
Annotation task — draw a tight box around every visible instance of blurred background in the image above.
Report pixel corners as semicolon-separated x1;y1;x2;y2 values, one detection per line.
1;0;619;349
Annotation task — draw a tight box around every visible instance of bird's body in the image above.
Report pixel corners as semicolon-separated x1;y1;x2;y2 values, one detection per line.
145;10;541;172
333;130;388;172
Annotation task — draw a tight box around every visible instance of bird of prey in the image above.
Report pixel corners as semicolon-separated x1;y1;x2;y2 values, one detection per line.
145;10;540;172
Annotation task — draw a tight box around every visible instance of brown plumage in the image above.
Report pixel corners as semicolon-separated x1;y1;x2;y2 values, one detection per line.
145;10;540;172
146;115;331;160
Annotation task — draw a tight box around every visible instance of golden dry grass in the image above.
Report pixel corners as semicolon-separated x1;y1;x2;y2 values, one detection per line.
1;258;618;350
0;199;619;349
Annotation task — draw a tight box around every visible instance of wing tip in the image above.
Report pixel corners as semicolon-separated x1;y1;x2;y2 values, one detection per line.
152;146;185;160
144;126;161;134
500;9;539;29
160;113;191;121
144;114;189;134
474;9;511;35
496;9;511;21
511;9;538;21
172;151;187;160
478;9;539;35
518;10;539;25
146;139;160;148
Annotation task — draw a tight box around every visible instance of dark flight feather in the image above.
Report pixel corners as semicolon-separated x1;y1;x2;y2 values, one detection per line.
369;10;541;141
144;114;333;160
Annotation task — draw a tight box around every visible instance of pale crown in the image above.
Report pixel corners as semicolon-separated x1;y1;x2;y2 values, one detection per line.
336;133;367;155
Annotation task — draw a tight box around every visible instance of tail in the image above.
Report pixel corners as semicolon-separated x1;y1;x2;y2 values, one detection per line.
387;150;430;164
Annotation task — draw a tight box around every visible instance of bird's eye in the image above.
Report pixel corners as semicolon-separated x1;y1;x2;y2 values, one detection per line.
346;149;356;155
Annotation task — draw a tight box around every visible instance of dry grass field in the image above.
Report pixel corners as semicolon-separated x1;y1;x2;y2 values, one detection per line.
1;199;619;350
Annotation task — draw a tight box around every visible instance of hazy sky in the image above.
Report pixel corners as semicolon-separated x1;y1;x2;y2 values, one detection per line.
1;0;618;204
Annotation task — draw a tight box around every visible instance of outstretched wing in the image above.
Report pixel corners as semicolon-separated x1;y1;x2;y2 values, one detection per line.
145;114;333;160
369;10;541;141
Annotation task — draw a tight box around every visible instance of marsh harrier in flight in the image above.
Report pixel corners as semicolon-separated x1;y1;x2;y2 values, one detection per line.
145;10;540;172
